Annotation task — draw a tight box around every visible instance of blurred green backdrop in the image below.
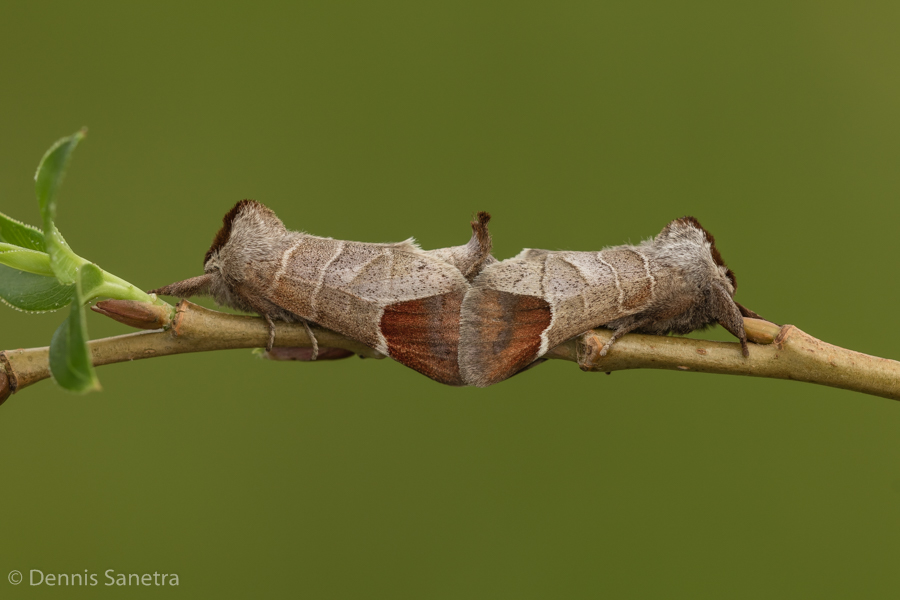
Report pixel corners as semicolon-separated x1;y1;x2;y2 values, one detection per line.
2;1;899;598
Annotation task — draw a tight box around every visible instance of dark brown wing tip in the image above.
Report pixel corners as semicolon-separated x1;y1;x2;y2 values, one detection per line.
735;301;771;323
471;211;492;246
204;199;264;266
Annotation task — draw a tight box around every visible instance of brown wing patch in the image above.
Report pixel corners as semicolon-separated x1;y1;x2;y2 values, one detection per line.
381;291;466;386
460;290;552;387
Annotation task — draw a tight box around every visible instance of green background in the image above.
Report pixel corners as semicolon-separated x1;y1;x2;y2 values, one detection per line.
2;1;899;597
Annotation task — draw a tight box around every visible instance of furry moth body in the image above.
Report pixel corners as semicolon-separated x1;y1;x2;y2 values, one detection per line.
459;217;755;387
151;200;494;386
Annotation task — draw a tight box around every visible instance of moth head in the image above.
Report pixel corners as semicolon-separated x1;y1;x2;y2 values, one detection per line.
649;216;749;356
150;200;287;308
202;199;286;274
657;216;737;295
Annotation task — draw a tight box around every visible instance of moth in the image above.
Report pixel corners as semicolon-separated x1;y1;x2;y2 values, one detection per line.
459;216;760;387
151;200;494;386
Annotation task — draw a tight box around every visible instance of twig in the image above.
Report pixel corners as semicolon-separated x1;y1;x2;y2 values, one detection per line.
545;319;900;400
0;300;383;403
1;302;898;403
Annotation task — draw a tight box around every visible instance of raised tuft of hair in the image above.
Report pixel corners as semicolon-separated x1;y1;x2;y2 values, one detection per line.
384;237;421;253
204;200;266;266
472;211;492;251
668;216;736;290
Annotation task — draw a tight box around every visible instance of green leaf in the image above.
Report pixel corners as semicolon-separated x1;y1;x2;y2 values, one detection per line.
77;263;106;299
48;265;100;393
35;129;88;284
0;264;74;312
27;131;162;307
0;244;54;276
0;211;45;251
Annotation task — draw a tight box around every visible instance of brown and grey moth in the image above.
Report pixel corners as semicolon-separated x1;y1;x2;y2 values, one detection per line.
459;216;759;387
151;200;494;386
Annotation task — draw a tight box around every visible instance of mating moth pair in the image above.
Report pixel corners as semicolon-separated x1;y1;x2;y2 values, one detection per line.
152;201;757;387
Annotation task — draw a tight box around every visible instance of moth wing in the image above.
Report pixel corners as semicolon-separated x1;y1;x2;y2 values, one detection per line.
541;249;654;347
266;238;471;385
460;248;652;386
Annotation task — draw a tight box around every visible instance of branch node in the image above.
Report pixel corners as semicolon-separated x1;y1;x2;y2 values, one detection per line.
173;300;190;337
575;330;609;371
773;324;797;349
0;351;17;402
0;366;10;406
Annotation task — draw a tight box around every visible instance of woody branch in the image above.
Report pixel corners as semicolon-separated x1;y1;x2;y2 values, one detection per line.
1;300;899;403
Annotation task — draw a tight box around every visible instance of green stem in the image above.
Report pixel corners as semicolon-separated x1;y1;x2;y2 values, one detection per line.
89;270;169;306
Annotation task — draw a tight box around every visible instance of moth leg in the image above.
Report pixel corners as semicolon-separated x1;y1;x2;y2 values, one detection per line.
714;284;750;358
599;316;656;357
264;314;276;352
717;316;750;358
149;273;212;298
301;319;319;361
